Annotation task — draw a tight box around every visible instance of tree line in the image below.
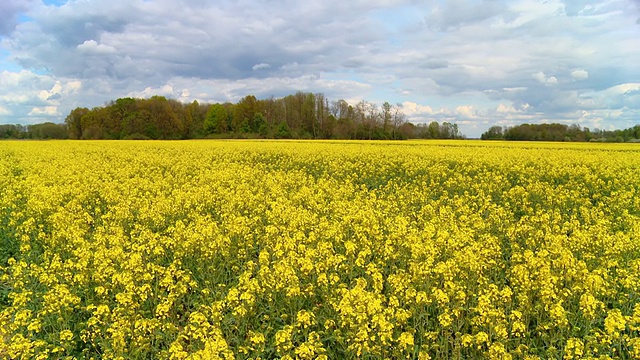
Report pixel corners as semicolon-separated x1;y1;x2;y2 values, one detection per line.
0;123;68;140
9;93;637;142
0;92;466;140
481;123;640;142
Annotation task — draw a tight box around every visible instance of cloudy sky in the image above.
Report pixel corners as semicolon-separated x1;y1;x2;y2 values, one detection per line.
1;0;639;137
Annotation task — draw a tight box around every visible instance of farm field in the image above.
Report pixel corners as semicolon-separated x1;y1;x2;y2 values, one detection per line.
1;140;640;359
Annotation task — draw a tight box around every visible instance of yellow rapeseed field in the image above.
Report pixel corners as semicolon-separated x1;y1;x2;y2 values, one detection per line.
1;140;639;359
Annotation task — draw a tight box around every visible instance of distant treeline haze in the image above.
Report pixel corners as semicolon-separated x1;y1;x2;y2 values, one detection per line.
481;123;640;142
0;93;463;140
2;93;637;141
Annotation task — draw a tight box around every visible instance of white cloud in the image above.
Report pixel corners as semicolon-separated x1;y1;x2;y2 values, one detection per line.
0;69;91;123
0;70;40;87
65;80;82;93
401;101;434;115
28;106;59;116
503;87;527;92
606;83;640;95
252;63;271;71
0;94;29;103
0;105;12;116
532;71;558;85
130;84;176;98
179;88;190;101
77;40;117;55
455;105;476;118
497;103;516;113
38;82;63;102
571;69;589;81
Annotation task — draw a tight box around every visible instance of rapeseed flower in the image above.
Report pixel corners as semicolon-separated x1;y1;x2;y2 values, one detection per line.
0;140;638;359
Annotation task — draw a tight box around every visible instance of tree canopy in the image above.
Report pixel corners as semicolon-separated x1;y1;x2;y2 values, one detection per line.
2;92;465;140
8;92;638;142
480;123;640;142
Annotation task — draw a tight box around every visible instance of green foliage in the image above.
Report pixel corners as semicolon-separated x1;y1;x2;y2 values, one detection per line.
400;121;463;139
26;122;68;139
65;107;89;139
481;126;504;140
0;124;27;139
12;92;469;140
252;112;267;135
482;123;640;142
204;104;228;134
275;122;292;139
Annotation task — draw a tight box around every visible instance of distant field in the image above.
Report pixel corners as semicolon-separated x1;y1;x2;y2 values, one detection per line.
1;140;639;359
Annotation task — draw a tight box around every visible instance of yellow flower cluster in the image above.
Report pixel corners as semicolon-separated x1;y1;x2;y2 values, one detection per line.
1;139;639;359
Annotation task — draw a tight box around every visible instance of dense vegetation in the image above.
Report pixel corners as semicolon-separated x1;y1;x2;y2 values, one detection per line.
481;123;640;142
3;93;638;142
0;123;68;140
1;140;639;359
2;93;462;140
